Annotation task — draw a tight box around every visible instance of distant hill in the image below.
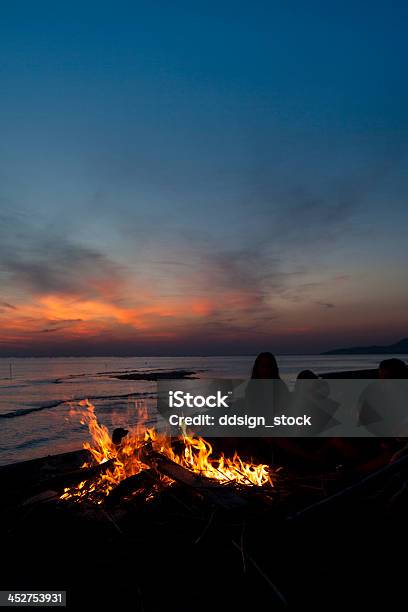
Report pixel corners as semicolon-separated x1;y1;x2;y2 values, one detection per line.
322;338;408;355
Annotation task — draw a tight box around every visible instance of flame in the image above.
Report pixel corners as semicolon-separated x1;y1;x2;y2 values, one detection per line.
61;400;273;504
152;430;272;487
61;400;153;503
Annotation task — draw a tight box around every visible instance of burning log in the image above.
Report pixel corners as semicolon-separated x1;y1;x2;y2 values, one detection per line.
27;458;116;497
104;469;154;507
141;445;246;510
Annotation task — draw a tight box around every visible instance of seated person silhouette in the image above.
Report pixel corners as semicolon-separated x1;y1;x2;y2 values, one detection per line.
379;358;408;380
358;358;408;437
240;353;290;461
292;370;339;436
276;370;344;471
245;352;290;416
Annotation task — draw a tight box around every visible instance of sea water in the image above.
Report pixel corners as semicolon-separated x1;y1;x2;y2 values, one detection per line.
0;354;406;465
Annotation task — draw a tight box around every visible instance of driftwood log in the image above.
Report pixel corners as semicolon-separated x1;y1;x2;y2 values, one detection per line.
104;469;154;507
24;458;116;499
141;445;246;510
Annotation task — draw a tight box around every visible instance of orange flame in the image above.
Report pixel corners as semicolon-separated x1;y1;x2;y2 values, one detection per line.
61;400;273;503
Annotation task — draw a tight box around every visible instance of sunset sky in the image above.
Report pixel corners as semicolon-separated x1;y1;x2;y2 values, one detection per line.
1;1;407;356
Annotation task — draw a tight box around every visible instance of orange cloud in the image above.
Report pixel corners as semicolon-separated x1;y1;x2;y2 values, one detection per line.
0;291;222;346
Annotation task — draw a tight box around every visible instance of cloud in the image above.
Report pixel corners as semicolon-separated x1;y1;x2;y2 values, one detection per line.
0;212;126;300
0;168;404;356
0;301;17;310
33;319;84;334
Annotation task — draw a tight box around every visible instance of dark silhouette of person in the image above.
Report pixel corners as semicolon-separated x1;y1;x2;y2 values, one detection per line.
379;358;408;379
241;353;290;461
296;369;318;380
353;358;408;470
376;359;408;462
250;351;280;379
292;371;339;435
246;352;290;410
358;358;408;435
278;370;345;469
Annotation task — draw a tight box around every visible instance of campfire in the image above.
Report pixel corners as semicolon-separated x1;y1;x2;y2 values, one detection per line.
61;400;274;505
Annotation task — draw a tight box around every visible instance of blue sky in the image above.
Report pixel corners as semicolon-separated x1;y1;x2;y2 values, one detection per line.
0;1;407;355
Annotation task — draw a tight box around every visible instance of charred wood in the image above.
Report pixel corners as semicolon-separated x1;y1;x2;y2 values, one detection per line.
141;445;246;510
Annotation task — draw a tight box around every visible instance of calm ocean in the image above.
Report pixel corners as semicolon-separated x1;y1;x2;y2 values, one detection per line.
1;354;406;465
